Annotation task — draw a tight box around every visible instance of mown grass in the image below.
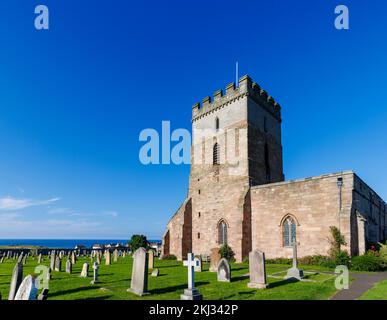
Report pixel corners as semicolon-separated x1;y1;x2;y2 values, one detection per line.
0;255;340;300
359;280;387;300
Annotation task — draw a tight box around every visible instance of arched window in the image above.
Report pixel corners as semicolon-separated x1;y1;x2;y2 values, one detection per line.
264;143;271;182
283;217;296;247
213;143;219;165
218;220;228;245
215;117;220;131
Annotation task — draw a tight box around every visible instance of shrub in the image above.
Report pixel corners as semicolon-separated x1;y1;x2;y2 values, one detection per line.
299;255;330;266
266;258;292;265
128;234;150;252
328;226;347;258
162;254;177;260
333;250;351;267
219;244;235;262
351;254;385;272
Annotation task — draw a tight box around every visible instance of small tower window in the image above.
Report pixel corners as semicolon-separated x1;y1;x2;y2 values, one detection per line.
198;233;201;239
215;117;220;131
198;212;201;218
213;143;219;165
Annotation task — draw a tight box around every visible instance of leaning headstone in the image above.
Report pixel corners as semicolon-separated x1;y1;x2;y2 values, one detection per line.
194;256;202;272
80;263;89;278
285;242;304;280
247;250;268;289
209;248;221;272
37;288;49;300
22;255;27;265
54;257;62;272
14;275;38;300
17;253;23;264
91;262;99;284
0;256;4;264
148;250;154;269
181;253;202;300
127;247;149;296
8;262;23;300
151;268;159;277
105;250;111;265
217;258;231;282
65;259;72;274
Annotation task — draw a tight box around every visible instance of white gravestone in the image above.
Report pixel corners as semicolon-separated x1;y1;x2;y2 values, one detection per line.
14;275;38;300
217;258;231;282
180;253;202;300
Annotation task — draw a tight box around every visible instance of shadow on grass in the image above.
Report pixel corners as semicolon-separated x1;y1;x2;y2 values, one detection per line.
231;275;249;282
149;281;210;295
79;295;113;300
268;278;299;289
48;286;100;298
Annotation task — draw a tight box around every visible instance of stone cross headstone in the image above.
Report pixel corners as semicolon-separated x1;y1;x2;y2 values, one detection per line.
285;242;304;280
54;256;62;272
105;250;111;265
180;253;202;300
247;250;268;289
127;247;149;296
91;262;99;284
80;263;89;278
14;275;38;300
8;262;23;300
217;258;231;282
65;259;72;274
194;256;202;272
209;248;221;272
148;250;154;269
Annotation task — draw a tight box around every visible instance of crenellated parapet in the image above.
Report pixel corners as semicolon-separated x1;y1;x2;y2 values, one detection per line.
192;75;281;122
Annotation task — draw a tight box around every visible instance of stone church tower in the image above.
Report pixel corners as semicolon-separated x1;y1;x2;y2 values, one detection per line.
163;75;284;262
162;74;387;262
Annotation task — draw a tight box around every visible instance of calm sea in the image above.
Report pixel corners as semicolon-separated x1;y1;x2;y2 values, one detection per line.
0;239;160;249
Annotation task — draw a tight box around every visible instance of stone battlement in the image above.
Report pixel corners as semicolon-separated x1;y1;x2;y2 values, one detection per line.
192;75;281;122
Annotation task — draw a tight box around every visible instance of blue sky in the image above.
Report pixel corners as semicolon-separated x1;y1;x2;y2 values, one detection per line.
0;0;386;239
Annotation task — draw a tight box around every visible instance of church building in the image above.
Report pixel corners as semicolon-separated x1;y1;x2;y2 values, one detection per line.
161;75;387;262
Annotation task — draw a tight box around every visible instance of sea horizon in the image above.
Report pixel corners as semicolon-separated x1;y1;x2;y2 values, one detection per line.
0;238;161;249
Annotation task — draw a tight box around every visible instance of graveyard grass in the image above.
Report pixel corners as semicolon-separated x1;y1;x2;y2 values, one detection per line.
0;256;344;300
359;280;387;300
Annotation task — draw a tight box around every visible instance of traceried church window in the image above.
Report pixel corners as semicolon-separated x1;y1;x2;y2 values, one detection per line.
213;143;219;165
218;220;228;245
283;217;296;247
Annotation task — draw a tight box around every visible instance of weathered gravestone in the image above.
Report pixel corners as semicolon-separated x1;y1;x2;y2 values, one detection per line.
17;253;23;264
148;250;154;269
0;256;4;264
96;253;101;265
105;250;111;265
37;253;42;264
8;262;23;300
181;253;202;300
209;248;221;272
113;249;118;262
54;257;62;272
14;275;38;300
247;250;268;289
285;242;304;280
91;262;99;284
217;258;231;282
71;251;76;265
128;247;149;296
65;259;72;274
194;256;202;272
50;251;56;270
151;268;159;277
80;263;89;278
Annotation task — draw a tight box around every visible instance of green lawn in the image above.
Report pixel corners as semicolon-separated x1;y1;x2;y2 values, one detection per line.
359;280;387;300
0;255;341;300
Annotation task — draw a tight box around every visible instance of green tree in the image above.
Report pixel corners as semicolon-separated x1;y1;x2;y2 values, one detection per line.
128;235;150;252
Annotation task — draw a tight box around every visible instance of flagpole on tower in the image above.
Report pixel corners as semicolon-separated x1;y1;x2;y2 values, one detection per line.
236;61;239;87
